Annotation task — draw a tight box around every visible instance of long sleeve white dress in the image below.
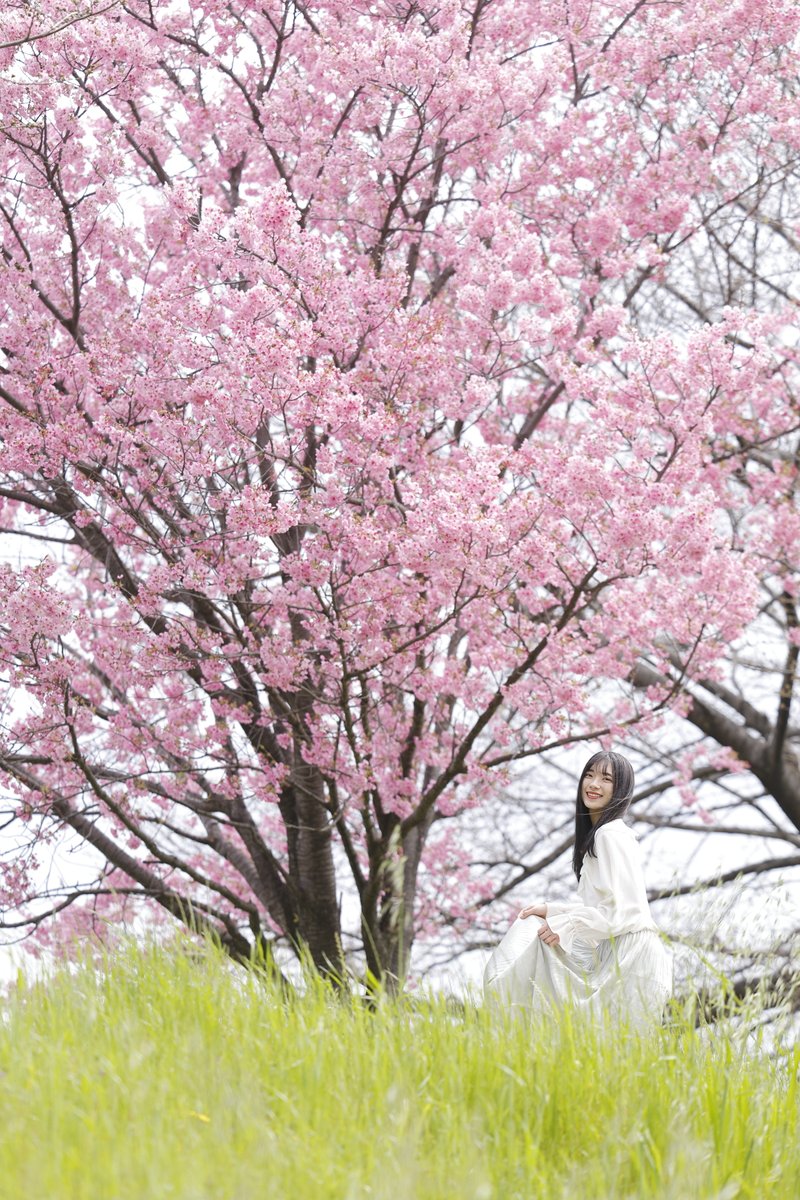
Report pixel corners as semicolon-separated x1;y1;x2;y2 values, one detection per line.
483;819;672;1026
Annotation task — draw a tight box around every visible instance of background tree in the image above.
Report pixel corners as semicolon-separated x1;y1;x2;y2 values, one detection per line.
1;0;799;987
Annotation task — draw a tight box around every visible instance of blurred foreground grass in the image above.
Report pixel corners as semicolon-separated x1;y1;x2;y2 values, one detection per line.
0;940;797;1200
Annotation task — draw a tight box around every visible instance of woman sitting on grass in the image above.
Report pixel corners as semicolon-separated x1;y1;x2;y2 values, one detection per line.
484;750;672;1025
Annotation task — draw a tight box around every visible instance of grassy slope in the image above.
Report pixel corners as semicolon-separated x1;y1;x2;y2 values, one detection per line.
0;942;797;1200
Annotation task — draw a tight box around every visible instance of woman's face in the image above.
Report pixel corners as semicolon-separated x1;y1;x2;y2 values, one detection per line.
581;759;614;815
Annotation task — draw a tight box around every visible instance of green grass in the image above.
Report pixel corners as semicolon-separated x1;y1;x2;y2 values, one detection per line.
0;940;797;1200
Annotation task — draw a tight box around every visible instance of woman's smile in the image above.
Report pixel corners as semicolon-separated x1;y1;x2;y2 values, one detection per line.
581;765;613;811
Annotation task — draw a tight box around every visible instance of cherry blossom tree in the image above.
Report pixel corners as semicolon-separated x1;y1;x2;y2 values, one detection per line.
623;117;800;848
450;133;800;993
2;0;800;985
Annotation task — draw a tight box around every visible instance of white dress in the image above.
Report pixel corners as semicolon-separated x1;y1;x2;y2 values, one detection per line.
483;819;672;1026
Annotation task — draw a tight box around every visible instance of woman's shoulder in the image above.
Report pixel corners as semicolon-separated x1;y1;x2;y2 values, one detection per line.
594;818;639;847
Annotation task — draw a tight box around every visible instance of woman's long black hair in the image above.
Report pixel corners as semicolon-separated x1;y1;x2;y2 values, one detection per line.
572;751;635;880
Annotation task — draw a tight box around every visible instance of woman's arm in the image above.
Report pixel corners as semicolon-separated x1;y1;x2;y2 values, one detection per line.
541;823;649;954
519;903;560;946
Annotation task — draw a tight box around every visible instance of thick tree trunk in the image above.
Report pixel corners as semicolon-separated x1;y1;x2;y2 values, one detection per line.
280;752;344;976
360;813;434;991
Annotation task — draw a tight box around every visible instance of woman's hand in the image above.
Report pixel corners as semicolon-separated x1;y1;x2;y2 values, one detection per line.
519;905;560;947
519;904;547;920
536;920;560;947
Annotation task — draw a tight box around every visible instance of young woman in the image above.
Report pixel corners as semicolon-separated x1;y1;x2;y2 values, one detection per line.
483;751;672;1025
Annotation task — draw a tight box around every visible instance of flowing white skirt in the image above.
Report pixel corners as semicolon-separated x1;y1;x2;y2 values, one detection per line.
483;918;672;1027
